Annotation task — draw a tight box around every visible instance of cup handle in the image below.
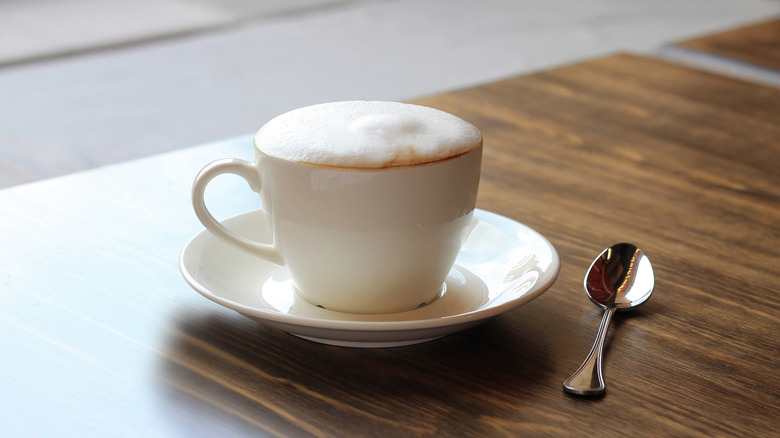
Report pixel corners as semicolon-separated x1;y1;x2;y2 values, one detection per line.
191;158;284;265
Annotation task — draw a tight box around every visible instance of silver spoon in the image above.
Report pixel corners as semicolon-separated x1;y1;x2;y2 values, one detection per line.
563;243;654;396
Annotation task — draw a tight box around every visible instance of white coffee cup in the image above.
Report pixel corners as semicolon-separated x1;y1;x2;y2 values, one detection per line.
192;101;482;314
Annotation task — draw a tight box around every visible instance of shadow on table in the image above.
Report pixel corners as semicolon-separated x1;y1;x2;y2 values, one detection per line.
155;305;563;436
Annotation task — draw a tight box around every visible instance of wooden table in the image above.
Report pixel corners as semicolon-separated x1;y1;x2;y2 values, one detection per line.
677;18;780;71
2;53;778;437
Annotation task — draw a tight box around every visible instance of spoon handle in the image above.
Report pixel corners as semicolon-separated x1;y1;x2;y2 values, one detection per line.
563;307;616;396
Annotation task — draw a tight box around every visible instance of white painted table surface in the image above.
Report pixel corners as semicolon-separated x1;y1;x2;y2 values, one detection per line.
0;135;264;437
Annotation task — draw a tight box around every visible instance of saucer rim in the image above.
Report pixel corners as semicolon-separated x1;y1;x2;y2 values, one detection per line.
179;208;560;332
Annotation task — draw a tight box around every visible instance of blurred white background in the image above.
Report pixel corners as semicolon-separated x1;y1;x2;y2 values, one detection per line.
1;0;778;187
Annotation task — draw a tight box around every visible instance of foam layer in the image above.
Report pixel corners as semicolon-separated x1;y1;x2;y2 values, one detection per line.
253;101;482;168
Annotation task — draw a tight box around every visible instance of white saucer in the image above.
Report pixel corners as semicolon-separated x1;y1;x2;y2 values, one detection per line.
179;209;560;347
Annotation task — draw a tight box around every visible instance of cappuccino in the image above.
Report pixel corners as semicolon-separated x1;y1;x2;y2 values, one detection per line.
193;101;482;313
253;101;482;168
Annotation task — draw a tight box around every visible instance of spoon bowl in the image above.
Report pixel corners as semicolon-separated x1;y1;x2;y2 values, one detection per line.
563;243;655;396
584;243;654;310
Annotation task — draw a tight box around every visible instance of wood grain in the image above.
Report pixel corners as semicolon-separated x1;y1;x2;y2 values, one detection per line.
1;54;778;437
413;53;780;436
677;18;780;71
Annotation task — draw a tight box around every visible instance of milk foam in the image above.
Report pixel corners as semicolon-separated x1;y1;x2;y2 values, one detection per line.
254;101;482;168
